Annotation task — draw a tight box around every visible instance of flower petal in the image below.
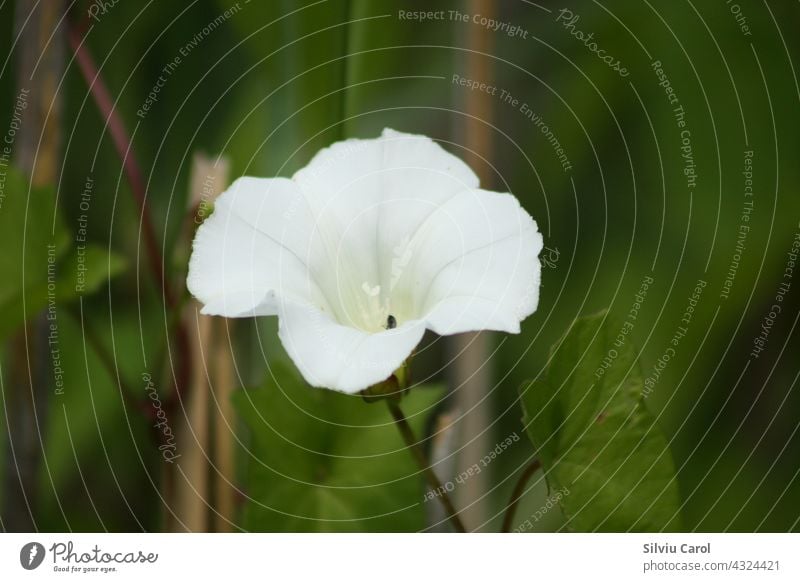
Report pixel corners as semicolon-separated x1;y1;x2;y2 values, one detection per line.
410;189;543;335
187;177;324;317
276;299;426;394
294;128;479;210
292;129;481;325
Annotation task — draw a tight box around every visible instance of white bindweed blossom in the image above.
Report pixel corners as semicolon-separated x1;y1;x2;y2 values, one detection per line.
187;129;543;394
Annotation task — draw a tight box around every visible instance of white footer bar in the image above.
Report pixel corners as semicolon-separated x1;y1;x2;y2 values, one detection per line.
0;533;796;581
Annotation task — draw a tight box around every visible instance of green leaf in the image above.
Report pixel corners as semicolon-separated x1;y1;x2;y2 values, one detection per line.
0;167;126;340
61;244;127;298
519;310;681;531
0;166;67;339
233;362;445;532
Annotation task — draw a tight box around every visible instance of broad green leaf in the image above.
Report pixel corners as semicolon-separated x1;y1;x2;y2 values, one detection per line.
519;310;681;531
234;362;445;532
0;166;69;301
0;165;68;341
60;244;127;298
0;167;126;340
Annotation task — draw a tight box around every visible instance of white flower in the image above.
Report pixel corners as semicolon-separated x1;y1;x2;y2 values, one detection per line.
187;129;543;394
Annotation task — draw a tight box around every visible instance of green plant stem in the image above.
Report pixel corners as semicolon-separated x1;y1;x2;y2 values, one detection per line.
501;459;542;533
387;401;467;533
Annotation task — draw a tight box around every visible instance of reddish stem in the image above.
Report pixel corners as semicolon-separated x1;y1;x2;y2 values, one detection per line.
67;20;173;308
68;18;191;414
388;401;467;533
501;459;542;532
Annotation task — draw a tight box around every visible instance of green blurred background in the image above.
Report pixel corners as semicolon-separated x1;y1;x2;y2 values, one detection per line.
0;0;798;532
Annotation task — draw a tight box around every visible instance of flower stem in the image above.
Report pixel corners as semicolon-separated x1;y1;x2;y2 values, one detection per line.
67;20;173;308
501;459;541;532
387;401;467;533
67;17;192;418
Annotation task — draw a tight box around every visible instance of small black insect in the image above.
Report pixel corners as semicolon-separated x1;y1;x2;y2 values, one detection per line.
386;314;397;329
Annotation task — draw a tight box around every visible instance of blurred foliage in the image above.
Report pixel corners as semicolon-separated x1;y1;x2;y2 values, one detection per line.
0;0;798;532
233;362;444;532
0;168;126;340
0;167;70;340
